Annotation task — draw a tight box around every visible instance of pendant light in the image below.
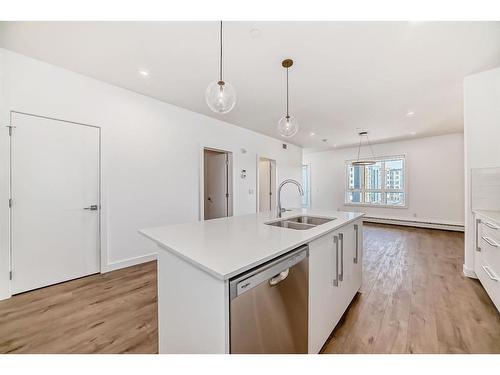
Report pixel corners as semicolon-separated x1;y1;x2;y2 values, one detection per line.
205;21;236;114
352;131;376;166
278;59;299;137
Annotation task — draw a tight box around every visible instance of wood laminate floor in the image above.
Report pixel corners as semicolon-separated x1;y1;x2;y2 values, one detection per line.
322;223;500;354
0;261;158;353
0;223;499;354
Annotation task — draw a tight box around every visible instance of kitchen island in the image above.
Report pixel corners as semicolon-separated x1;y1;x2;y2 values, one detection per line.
140;209;364;354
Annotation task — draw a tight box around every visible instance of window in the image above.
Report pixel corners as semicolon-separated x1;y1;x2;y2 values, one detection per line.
345;156;406;207
301;164;311;208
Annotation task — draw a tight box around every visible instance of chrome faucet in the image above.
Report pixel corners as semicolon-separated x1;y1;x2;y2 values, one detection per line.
277;179;304;218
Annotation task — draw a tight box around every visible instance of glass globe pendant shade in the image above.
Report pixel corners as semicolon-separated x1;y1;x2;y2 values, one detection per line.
205;80;236;114
278;115;299;137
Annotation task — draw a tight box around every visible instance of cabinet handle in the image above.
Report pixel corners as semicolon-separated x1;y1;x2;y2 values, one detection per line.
333;236;339;287
475;219;481;252
484;221;499;230
482;236;500;248
482;265;499;282
354;224;359;263
339;233;344;282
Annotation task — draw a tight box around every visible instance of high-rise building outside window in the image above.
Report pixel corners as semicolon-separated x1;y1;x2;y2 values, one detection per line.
345;156;406;207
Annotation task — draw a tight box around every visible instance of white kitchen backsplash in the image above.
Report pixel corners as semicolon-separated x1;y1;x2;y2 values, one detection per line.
471;167;500;211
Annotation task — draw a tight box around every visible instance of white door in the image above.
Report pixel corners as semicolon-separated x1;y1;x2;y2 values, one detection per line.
10;113;100;294
259;160;271;212
204;150;228;220
258;158;276;213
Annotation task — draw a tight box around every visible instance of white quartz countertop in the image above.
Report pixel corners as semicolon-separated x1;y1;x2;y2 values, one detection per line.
139;209;364;281
473;209;500;224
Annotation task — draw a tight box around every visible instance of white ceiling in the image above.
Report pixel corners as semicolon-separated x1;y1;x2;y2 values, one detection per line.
1;21;500;150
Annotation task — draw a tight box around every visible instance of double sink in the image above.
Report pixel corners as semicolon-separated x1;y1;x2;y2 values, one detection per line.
266;215;335;230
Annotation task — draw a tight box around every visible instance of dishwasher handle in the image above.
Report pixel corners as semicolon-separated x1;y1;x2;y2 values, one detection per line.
269;269;289;286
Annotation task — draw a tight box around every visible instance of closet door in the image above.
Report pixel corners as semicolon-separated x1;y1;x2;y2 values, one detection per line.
11;113;100;294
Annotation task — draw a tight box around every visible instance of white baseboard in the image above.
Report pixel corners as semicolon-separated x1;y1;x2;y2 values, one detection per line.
363;216;464;232
463;264;477;279
105;252;157;273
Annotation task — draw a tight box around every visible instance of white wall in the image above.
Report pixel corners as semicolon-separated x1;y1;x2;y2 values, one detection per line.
463;67;500;275
0;49;303;299
303;133;464;225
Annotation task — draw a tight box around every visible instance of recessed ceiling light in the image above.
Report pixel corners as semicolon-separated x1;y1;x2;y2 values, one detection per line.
138;69;150;77
410;131;417;136
406;111;415;117
310;132;315;136
249;28;262;38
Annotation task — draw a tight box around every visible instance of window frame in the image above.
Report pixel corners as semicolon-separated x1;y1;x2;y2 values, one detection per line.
301;164;311;208
344;154;408;208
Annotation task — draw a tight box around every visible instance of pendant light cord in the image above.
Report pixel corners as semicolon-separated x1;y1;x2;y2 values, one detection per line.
357;133;376;161
219;21;223;82
286;67;289;117
357;135;362;161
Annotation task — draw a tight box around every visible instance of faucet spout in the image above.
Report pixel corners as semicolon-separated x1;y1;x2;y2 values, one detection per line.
277;179;304;218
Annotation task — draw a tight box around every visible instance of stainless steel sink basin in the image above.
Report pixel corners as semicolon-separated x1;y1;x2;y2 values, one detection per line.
265;216;335;230
286;216;334;226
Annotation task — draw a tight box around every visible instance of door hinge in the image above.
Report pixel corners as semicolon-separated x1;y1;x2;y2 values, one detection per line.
9;271;12;280
225;193;229;198
8;198;12;208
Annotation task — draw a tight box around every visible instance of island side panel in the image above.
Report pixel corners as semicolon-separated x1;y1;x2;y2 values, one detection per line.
157;248;229;353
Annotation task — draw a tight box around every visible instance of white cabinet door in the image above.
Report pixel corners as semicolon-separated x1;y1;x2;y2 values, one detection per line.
308;220;364;353
308;229;345;353
352;221;363;294
339;220;362;302
475;215;500;311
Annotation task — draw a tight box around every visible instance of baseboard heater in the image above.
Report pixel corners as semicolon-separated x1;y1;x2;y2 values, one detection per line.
362;216;464;232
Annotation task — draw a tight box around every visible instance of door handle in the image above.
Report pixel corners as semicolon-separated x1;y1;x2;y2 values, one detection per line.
475;218;481;252
83;204;98;211
269;269;289;286
339;233;344;282
333;236;339;287
354;224;359;264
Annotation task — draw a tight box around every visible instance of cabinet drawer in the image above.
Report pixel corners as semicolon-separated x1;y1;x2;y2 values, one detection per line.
480;235;500;274
476;258;500;312
480;219;500;244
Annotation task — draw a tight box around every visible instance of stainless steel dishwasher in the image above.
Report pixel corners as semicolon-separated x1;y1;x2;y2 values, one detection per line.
229;245;309;354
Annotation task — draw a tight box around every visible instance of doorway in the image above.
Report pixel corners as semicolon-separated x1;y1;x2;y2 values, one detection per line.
258;157;277;212
203;148;233;220
9;112;101;294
